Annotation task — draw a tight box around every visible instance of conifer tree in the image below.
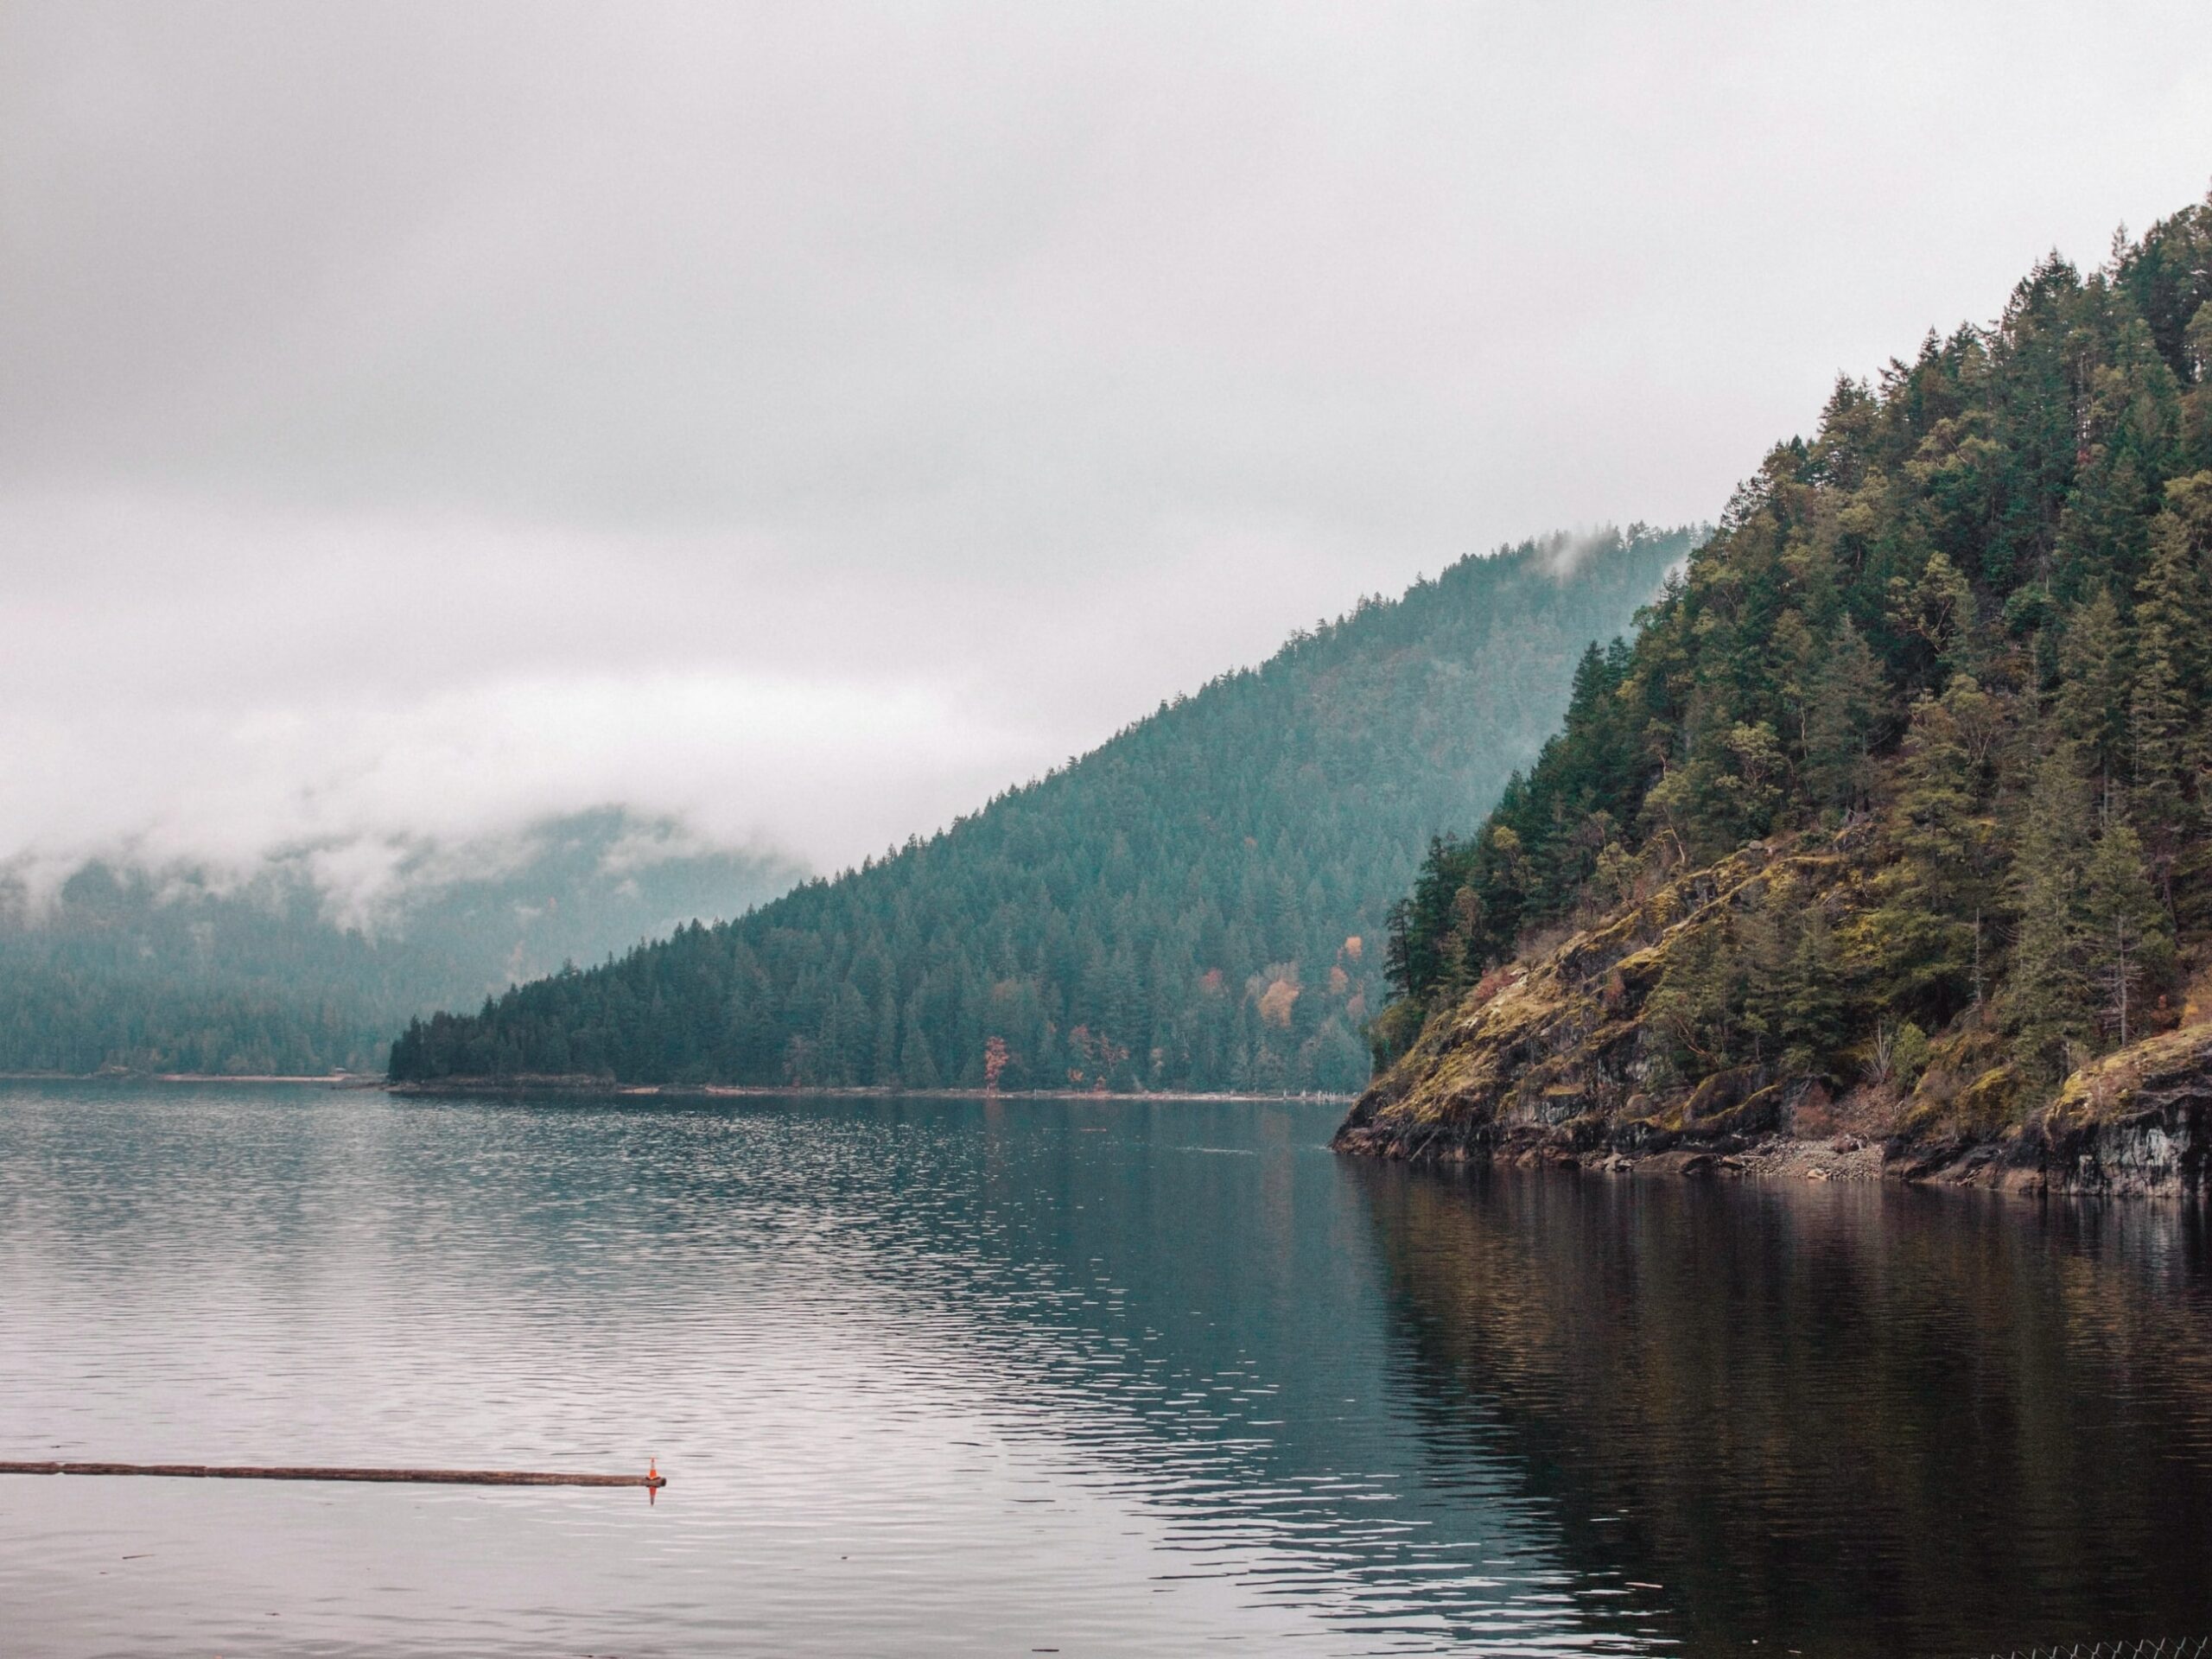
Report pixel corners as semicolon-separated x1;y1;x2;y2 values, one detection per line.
1851;680;1998;1014
1885;548;1978;687
1802;617;1885;815
2129;474;2212;912
2005;742;2096;1078
871;990;899;1085
899;997;940;1089
2055;588;2132;800
1774;899;1846;1072
2082;813;2170;1046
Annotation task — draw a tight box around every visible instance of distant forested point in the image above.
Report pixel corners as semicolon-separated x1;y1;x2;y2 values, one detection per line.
388;526;1700;1094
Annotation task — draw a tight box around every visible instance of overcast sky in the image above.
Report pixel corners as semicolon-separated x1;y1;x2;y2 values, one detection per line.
3;2;2209;892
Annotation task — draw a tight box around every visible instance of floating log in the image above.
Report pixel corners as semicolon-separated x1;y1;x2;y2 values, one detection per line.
0;1459;664;1491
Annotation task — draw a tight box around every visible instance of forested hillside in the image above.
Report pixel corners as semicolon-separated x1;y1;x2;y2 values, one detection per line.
1344;196;2212;1185
388;528;1695;1094
0;810;800;1075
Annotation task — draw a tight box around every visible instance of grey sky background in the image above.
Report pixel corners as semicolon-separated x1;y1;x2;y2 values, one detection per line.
3;2;2209;906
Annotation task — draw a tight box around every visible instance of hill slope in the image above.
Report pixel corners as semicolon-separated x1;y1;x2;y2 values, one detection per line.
0;810;802;1075
1339;195;2212;1192
389;527;1696;1095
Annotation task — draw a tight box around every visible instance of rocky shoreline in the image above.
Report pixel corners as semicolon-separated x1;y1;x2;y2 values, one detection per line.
1331;820;2212;1200
1334;1120;1890;1182
1332;1038;2211;1197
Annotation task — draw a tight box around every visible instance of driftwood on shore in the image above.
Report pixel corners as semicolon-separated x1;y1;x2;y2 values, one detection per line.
0;1459;664;1491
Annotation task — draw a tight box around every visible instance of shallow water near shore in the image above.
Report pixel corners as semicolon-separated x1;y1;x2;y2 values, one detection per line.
1;1081;2209;1656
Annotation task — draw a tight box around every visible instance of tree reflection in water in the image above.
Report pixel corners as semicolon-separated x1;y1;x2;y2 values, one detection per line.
1348;1162;2212;1658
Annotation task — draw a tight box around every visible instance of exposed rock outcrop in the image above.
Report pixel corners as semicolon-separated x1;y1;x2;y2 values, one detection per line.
1334;831;2211;1197
1898;1024;2212;1196
1336;836;1849;1164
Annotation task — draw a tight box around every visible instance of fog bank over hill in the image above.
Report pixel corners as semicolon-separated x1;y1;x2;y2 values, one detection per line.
4;4;2208;880
0;809;804;1076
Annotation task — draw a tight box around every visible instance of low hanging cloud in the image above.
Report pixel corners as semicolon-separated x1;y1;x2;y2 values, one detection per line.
8;490;1646;880
4;1;2209;900
0;486;1366;887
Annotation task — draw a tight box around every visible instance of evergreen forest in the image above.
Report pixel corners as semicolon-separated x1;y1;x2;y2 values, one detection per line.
387;528;1695;1094
1375;198;2212;1122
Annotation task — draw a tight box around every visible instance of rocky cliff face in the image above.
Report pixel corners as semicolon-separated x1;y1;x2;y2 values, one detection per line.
1337;834;1852;1162
1901;1024;2212;1196
1334;831;2211;1197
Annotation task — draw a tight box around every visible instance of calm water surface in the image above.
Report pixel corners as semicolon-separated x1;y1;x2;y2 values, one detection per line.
1;1083;2208;1656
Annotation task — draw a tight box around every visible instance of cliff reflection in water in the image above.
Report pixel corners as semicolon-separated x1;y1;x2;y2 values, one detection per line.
1347;1163;2212;1658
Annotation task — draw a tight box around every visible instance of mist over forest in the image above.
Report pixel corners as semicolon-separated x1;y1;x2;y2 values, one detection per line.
389;528;1693;1094
0;810;800;1075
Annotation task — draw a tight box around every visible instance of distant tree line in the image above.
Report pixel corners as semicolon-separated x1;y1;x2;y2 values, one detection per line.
0;811;795;1075
390;527;1698;1094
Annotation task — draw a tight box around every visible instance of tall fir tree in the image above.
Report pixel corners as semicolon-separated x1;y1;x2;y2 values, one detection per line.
1801;617;1886;816
2005;741;2097;1080
2055;587;2133;803
2129;474;2212;914
1849;678;1999;1015
2082;812;2171;1046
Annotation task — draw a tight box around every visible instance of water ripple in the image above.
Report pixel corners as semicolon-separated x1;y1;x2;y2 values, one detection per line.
2;1083;2208;1656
